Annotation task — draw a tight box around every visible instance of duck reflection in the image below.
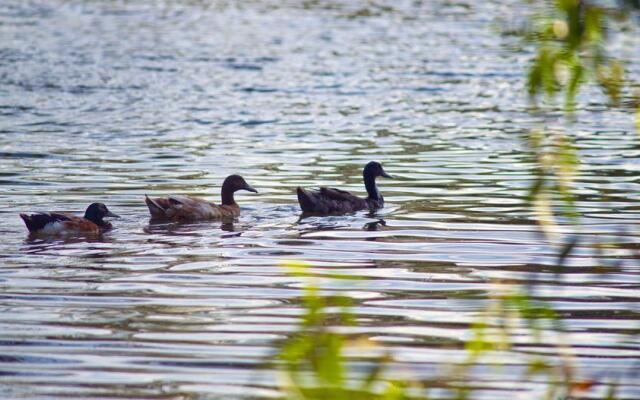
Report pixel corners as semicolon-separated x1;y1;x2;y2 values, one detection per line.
20;234;113;258
296;210;387;238
23;233;107;245
363;219;386;231
144;218;242;238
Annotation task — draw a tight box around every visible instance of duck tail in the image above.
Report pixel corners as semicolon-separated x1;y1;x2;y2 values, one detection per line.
145;195;166;218
20;213;55;232
296;187;315;212
20;213;36;232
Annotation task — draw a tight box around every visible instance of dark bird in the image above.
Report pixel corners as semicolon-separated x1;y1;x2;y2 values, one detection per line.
296;161;393;214
20;203;120;235
145;174;258;221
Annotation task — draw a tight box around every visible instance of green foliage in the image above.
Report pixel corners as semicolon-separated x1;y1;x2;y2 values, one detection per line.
525;130;580;241
525;0;636;111
276;262;423;400
521;1;638;242
455;285;576;400
274;263;616;400
273;3;639;399
453;283;624;400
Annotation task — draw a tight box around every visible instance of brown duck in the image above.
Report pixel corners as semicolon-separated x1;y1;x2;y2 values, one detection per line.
145;175;258;221
296;161;393;214
20;203;120;235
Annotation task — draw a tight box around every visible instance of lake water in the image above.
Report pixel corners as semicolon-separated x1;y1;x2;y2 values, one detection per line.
1;1;639;399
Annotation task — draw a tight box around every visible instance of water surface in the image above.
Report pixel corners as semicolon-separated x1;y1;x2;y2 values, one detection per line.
1;1;639;399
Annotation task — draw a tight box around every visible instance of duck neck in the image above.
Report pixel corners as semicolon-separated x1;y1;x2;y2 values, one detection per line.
364;172;380;200
221;183;236;206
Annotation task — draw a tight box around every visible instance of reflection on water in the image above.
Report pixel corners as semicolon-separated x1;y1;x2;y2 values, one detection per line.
1;0;639;399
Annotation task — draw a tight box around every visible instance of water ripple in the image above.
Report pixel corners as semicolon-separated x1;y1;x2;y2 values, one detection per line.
0;0;638;399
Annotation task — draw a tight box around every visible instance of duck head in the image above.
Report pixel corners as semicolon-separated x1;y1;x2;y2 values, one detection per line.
363;161;392;201
363;161;392;179
84;203;120;226
221;175;258;205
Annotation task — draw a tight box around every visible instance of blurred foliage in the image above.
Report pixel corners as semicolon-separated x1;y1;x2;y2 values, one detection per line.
274;263;612;400
521;1;639;241
276;262;422;400
526;130;580;242
454;284;596;400
525;0;639;112
274;2;639;400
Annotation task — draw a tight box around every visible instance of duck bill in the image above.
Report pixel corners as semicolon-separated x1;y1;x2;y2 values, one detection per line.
381;171;393;179
105;211;121;218
244;184;258;193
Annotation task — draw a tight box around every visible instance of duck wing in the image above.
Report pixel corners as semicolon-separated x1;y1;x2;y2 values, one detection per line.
19;212;72;232
167;195;211;207
146;195;226;220
319;187;362;202
297;187;367;214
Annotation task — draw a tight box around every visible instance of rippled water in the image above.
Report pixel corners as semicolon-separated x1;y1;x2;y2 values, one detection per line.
1;1;639;399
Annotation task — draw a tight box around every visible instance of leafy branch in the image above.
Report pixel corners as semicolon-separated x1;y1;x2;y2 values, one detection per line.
526;0;638;112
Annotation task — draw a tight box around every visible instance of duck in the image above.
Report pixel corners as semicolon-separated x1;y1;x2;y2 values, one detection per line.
296;161;393;214
20;202;120;235
144;174;258;221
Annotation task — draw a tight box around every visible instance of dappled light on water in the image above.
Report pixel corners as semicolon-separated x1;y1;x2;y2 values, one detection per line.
0;0;639;399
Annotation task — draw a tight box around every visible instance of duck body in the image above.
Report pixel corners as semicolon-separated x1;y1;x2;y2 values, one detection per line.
296;187;382;214
145;175;257;222
20;203;119;235
296;161;392;215
145;195;240;221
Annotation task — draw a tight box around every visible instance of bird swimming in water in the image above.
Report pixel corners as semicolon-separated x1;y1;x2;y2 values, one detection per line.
296;161;393;214
144;174;258;221
20;202;120;235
